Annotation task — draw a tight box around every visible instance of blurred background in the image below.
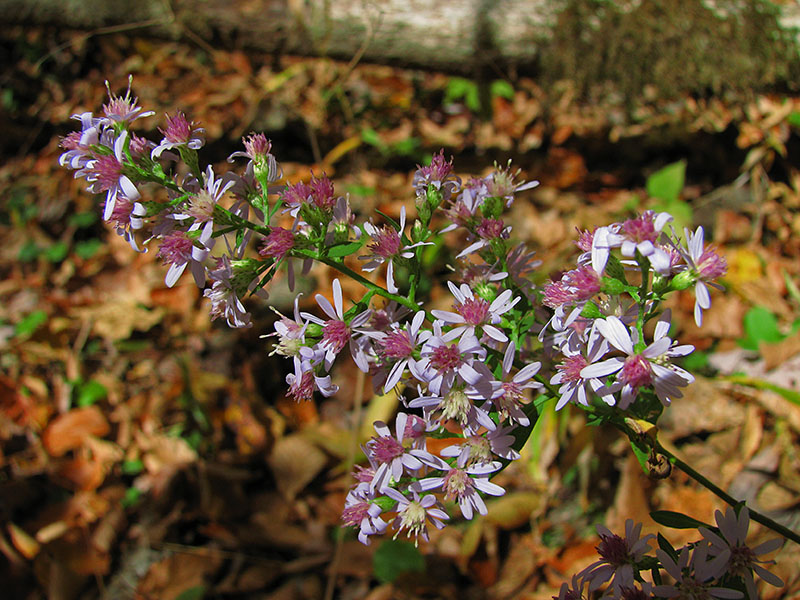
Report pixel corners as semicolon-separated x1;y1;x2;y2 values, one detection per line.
2;1;800;598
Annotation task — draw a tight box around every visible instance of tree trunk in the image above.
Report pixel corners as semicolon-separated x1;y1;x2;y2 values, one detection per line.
4;0;799;94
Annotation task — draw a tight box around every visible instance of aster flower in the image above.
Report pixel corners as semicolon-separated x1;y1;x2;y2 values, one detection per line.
413;149;461;205
365;412;433;492
407;381;497;432
580;313;695;409
485;160;539;207
266;295;308;358
203;256;252;328
383;487;449;546
411;322;489;396
553;575;586;600
341;484;388;545
699;506;784;599
551;322;615;410
677;226;728;327
259;226;295;261
376;310;430;392
654;542;741;599
151;110;205;158
82;130;140;221
107;183;147;252
578;519;654;593
301;279;372;371
59;112;102;171
431;281;519;343
484;341;541;426
228;132;282;185
360;206;431;293
285;355;338;402
416;457;505;520
102;77;154;125
440;426;520;467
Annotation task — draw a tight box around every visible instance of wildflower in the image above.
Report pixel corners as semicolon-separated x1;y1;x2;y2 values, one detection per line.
286;355;338;402
407;381;497;432
383;487;448;545
361;206;431;293
411;322;489;396
228;132;281;184
259;226;295;260
653;542;741;599
377;311;429;392
699;506;784;599
484;341;541;426
341;484;388;545
301;279;372;371
553;575;586;600
431;281;519;343
441;426;520;467
580;313;694;409
365;412;433;492
203;256;252;328
102;77;154;125
676;226;728;326
578;519;654;593
151;110;205;158
416;457;504;520
551;322;614;410
413;149;461;205
267;295;307;357
107;185;147;252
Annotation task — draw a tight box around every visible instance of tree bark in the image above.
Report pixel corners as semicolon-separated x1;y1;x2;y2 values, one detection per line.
4;0;799;92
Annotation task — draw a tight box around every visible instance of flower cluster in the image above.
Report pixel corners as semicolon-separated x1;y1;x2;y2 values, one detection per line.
556;509;783;599
58;81;791;593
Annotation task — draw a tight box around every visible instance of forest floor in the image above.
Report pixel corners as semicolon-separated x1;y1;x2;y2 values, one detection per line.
2;26;800;600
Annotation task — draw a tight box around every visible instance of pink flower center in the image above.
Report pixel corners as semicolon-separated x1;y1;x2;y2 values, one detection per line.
243;133;272;160
283;182;312;207
341;501;371;527
109;196;133;226
60;131;83;151
622;215;656;244
310;175;336;211
476;218;505;240
558;355;588;383
161;111;192;144
157;231;192;266
597;533;630;566
430;344;463;372
564;266;601;301
369;227;401;259
620;354;653;389
697;248;727;280
543;279;577;308
575;228;594;252
260;227;295;259
381;330;413;359
288;371;314;402
456;296;490;326
187;190;216;222
92;155;122;191
322;319;350;354
501;381;524;403
370;435;404;464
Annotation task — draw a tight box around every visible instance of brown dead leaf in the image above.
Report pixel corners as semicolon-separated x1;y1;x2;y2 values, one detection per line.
761;330;800;371
43;406;110;457
138;552;222;600
485;492;544;530
268;434;327;501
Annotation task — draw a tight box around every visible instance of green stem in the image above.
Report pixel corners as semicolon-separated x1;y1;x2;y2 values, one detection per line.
654;440;800;547
294;250;421;313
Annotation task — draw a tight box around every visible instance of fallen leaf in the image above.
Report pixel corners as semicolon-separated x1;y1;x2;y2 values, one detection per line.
268;434;328;501
43;406;110;457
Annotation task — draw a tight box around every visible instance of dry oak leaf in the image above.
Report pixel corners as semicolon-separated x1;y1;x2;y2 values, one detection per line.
43;406;110;457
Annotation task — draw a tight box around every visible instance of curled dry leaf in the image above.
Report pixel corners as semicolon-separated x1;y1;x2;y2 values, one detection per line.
42;406;110;457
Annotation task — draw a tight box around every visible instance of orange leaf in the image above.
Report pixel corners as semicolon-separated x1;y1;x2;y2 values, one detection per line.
43;406;110;457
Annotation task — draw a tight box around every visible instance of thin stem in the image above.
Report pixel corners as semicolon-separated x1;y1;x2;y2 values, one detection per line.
655;441;800;547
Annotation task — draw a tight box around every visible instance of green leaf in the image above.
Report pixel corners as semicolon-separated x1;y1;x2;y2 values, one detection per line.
360;127;387;153
68;212;99;228
739;306;783;350
373;539;425;583
788;111;800;128
18;240;40;262
651;198;693;233
656;533;678;561
682;350;708;371
327;239;366;258
650;510;712;530
174;586;206;600
490;79;515;100
75;379;108;407
45;241;69;263
629;438;650;474
74;239;103;260
15;310;47;337
121;486;142;508
646;160;686;203
121;459;144;475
